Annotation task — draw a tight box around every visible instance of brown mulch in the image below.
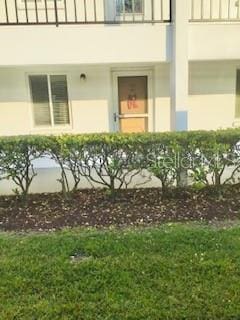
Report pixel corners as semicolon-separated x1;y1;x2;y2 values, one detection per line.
0;185;240;232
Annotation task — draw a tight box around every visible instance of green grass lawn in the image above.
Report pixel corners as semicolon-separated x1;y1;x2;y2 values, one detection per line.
1;223;240;319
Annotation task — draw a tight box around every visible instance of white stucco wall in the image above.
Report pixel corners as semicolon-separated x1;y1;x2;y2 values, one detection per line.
0;63;173;136
1;22;240;66
0;60;239;136
188;61;239;130
189;23;240;61
0;65;111;135
0;24;171;66
154;63;171;131
1;22;240;67
0;68;30;136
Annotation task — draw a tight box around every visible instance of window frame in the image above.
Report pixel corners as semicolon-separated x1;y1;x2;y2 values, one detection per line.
27;73;72;130
235;69;240;119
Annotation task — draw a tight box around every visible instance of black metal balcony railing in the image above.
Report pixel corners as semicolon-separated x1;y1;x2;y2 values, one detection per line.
190;0;240;22
0;0;172;26
1;0;240;26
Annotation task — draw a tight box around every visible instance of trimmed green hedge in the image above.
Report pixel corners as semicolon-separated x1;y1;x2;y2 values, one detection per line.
0;129;240;197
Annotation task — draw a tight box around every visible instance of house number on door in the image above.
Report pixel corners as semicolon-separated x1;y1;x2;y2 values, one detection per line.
127;94;138;110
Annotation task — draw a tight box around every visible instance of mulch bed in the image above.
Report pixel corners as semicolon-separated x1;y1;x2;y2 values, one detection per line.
0;185;240;232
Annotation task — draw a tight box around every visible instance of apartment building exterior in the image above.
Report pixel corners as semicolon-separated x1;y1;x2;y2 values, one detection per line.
0;0;240;136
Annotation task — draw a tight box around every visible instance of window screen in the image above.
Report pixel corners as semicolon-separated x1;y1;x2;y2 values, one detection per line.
50;75;70;126
29;75;51;126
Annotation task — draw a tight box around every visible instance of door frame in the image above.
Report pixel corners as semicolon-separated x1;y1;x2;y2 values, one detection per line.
112;69;154;132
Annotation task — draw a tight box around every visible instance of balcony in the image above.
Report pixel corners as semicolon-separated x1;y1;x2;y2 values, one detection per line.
1;0;240;66
0;0;171;25
190;0;240;22
1;0;240;26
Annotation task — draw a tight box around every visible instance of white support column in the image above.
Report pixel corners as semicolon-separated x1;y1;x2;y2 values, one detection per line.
170;0;189;131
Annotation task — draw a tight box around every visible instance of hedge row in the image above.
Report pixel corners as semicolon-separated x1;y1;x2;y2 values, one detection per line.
0;129;240;198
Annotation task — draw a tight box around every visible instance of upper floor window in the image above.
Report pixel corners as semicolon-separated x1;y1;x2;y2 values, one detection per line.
29;74;70;127
116;0;144;15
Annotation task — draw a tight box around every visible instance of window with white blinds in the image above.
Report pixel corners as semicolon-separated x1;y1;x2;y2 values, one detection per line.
236;70;240;119
29;74;70;127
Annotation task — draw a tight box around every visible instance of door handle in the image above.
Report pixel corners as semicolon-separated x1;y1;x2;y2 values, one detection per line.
113;113;119;122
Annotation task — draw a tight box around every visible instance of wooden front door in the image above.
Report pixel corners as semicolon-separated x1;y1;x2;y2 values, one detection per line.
117;76;148;133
